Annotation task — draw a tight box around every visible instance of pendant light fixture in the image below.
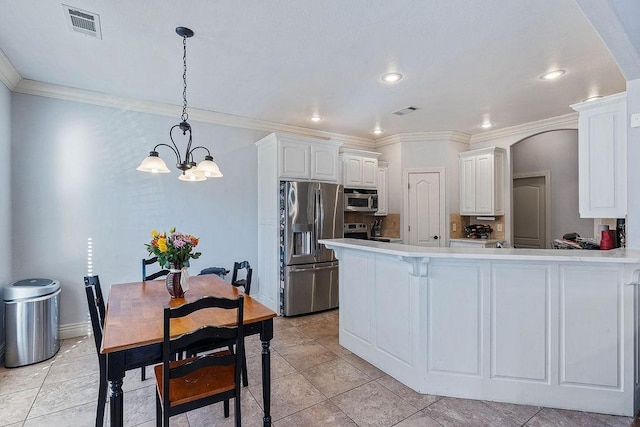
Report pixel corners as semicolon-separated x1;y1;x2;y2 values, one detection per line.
137;27;222;180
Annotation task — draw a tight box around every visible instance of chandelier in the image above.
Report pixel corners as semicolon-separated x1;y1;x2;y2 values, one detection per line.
137;27;222;181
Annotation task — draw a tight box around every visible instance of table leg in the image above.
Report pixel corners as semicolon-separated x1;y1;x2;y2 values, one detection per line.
260;319;274;427
107;352;125;427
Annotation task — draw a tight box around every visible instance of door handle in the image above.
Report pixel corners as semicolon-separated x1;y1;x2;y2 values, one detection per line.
433;235;439;240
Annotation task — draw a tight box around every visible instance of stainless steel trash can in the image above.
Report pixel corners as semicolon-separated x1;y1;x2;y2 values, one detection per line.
4;278;61;367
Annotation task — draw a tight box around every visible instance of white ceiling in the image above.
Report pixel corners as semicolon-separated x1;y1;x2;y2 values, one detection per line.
0;0;628;139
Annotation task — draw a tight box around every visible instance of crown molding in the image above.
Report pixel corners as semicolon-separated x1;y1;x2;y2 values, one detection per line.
570;92;626;111
0;48;21;90
375;131;471;148
13;79;375;146
470;112;578;144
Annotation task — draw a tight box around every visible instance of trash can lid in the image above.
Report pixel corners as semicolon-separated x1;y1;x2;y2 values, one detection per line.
4;278;60;301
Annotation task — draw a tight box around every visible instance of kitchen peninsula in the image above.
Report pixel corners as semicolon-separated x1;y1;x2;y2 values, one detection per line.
319;239;640;416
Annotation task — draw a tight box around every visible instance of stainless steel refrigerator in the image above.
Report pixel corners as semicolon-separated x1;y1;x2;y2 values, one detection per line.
280;181;343;316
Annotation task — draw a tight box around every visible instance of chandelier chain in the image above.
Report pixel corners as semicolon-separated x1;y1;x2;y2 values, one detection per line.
181;35;189;123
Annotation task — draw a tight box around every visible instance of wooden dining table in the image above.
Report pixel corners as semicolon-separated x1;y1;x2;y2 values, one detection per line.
101;274;277;426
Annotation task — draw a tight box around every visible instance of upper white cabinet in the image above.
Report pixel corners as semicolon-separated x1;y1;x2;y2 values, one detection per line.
273;134;341;182
341;149;380;189
376;161;389;216
571;93;627;218
459;147;506;216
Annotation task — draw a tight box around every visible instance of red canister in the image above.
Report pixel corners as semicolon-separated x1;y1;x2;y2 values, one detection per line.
600;230;616;250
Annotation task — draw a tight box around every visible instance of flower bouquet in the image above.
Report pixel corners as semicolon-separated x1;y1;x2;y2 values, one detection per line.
146;228;201;297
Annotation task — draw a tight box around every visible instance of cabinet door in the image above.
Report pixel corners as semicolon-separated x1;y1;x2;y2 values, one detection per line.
578;100;627;218
343;155;363;187
311;145;339;182
459;156;476;215
475;153;494;214
376;165;388;215
362;157;378;188
279;141;310;179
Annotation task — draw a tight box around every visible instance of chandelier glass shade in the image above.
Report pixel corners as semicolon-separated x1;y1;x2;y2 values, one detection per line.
136;27;222;181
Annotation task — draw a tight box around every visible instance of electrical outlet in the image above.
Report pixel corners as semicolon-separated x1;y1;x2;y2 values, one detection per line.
452;223;457;232
497;224;503;232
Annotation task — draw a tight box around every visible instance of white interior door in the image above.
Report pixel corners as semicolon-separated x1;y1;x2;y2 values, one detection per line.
407;172;442;247
513;175;548;249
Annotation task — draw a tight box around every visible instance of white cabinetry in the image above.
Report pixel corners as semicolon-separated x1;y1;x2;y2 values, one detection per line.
255;133;343;312
277;134;341;182
571;93;627;218
376;161;389;216
341;149;380;189
459;147;505;216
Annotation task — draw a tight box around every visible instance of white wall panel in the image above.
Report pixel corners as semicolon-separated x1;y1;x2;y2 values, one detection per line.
341;250;371;343
560;266;621;389
491;264;549;382
375;254;412;364
428;263;481;375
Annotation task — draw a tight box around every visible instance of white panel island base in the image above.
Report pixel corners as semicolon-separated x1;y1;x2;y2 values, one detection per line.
319;239;640;416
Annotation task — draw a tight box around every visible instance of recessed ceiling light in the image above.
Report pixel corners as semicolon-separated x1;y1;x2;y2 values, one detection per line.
310;115;322;122
582;95;603;102
381;73;403;83
539;70;566;80
372;128;384;135
480;122;493;129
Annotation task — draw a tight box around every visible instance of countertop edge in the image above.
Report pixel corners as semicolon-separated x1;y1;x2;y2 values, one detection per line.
320;238;640;263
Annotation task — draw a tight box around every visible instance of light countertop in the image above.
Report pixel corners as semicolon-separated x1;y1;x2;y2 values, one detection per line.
320;238;640;263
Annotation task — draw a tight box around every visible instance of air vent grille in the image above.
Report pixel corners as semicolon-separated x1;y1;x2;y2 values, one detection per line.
392;106;420;116
63;5;102;39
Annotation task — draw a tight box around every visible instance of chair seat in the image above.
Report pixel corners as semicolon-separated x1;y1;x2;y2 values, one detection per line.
154;351;235;407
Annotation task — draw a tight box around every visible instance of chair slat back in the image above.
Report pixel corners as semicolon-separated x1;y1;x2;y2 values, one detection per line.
142;256;169;281
83;275;105;355
231;261;252;295
162;295;244;394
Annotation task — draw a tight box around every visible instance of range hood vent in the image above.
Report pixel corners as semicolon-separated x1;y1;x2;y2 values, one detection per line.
392;106;420;116
63;5;102;39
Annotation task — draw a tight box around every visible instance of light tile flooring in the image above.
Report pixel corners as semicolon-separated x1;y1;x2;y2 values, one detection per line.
1;309;640;426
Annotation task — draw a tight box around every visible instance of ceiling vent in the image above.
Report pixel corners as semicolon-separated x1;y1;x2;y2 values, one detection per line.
63;4;102;39
392;106;420;116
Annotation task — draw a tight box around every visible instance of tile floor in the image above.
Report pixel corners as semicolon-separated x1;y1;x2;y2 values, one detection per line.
1;309;640;426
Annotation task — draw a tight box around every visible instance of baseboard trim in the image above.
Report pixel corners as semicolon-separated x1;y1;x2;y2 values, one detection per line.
59;321;91;339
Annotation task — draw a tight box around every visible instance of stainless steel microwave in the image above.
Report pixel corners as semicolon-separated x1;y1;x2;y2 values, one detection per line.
344;188;378;212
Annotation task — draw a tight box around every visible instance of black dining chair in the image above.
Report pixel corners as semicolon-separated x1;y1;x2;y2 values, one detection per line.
140;256;170;381
231;261;252;295
142;256;169;281
155;295;245;427
83;275;162;427
187;262;251;387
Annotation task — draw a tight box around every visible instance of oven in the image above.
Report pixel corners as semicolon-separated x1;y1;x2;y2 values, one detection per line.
344;223;391;242
344;223;369;239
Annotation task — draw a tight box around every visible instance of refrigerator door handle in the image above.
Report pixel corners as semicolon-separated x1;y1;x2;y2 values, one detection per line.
318;189;324;257
289;264;336;273
314;189;320;257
